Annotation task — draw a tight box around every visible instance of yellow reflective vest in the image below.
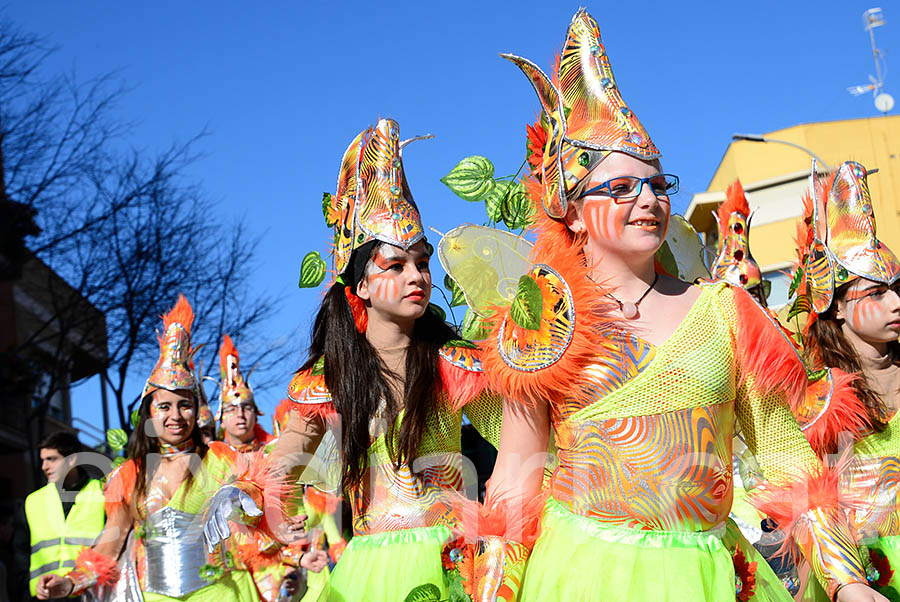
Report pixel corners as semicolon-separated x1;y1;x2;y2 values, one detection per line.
25;479;105;595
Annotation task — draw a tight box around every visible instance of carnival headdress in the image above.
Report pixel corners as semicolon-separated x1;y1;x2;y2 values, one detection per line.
325;118;425;276
503;8;660;219
215;334;259;420
142;295;199;400
710;180;762;289
800;160;900;314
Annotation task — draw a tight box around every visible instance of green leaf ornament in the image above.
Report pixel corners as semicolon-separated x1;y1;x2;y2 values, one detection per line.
298;251;327;288
444;275;467;307
510;275;543;331
440;156;495;202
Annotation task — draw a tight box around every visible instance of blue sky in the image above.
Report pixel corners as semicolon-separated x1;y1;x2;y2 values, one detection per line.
9;1;898;441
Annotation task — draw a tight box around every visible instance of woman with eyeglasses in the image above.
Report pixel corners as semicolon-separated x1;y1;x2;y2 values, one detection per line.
471;9;886;602
787;162;900;600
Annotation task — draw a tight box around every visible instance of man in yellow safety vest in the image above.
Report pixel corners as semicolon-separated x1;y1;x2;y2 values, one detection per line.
24;431;105;599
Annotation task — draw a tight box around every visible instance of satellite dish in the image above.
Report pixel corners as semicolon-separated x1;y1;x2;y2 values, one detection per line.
875;93;895;113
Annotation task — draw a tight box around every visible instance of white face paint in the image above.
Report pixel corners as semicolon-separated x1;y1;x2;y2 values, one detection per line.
356;241;432;325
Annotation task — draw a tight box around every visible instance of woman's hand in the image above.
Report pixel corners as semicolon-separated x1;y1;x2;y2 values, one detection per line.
276;514;308;545
836;582;890;602
300;548;329;573
35;574;74;599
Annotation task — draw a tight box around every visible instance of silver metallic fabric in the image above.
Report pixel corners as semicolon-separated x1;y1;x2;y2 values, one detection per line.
143;507;209;597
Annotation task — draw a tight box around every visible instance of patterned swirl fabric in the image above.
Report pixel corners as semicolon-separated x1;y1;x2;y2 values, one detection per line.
850;415;900;541
348;389;501;536
546;284;811;529
505;281;866;595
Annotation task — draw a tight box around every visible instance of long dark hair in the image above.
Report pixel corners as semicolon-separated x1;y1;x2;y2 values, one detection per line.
125;389;208;519
804;283;900;433
301;245;456;491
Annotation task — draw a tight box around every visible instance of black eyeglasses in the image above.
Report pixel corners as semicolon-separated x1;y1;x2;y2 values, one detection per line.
577;174;680;202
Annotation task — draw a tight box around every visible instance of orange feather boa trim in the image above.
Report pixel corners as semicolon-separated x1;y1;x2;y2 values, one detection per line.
802;369;871;457
732;287;807;409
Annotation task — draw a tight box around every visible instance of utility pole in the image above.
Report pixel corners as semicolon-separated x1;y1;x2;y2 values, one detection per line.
847;7;894;114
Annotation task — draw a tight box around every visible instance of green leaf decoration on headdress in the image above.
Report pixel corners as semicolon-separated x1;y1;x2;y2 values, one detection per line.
510;274;543;330
484;180;511;222
298;251;327;288
106;428;127;452
441;156;495;202
501;181;534;229
322;193;336;227
806;367;828;382
788;294;812;321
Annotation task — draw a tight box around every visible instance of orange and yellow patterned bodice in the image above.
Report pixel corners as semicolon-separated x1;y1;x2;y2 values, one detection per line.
849;415;900;540
348;389;500;536
548;302;738;532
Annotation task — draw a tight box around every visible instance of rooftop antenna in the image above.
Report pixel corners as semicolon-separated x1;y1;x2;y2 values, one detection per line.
847;7;894;114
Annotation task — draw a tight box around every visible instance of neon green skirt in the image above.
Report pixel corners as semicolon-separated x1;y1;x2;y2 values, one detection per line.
519;498;792;601
329;526;450;602
143;569;259;602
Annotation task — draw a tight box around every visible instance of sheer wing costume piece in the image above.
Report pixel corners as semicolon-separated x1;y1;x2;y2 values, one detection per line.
476;9;868;601
265;118;504;602
790;162;900;599
68;297;285;602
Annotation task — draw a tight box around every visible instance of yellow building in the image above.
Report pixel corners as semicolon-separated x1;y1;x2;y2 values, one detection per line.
686;115;900;306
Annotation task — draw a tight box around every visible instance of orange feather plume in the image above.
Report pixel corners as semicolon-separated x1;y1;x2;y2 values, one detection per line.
161;294;194;334
717;180;751;240
157;294;194;350
219;334;239;372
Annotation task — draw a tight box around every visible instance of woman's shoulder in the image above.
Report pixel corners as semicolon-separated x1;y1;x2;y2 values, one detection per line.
286;357;332;404
103;458;138;501
438;339;488;410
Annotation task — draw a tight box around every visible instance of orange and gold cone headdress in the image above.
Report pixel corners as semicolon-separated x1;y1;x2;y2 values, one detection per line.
215;334;258;420
324;118;425;276
142;295;199;400
801;160;900;314
503;8;660;219
711;180;762;289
